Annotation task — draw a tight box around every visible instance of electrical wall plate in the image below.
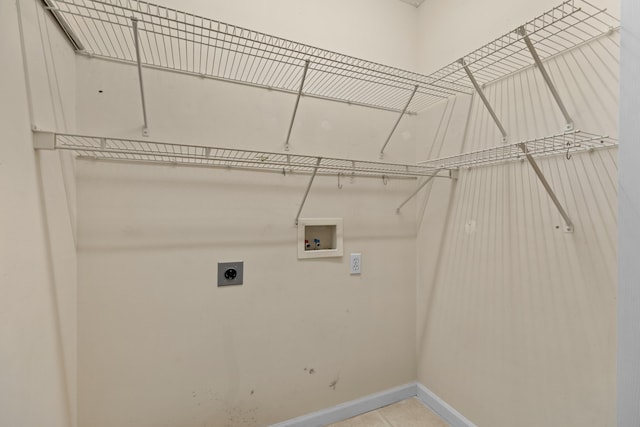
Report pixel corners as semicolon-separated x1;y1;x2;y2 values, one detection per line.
350;253;362;275
217;261;243;286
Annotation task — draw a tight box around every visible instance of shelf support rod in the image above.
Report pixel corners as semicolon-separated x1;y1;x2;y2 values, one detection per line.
295;157;322;226
396;169;443;213
131;17;149;137
518;143;574;232
380;85;418;158
459;59;507;142
285;60;310;151
517;26;573;132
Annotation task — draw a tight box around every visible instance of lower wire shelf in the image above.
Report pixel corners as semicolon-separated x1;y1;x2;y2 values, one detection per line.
416;130;617;233
418;130;617;169
32;130;617;227
33;131;447;179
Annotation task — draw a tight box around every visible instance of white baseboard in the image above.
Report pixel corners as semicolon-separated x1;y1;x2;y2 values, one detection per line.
416;383;477;427
269;382;417;427
269;381;476;427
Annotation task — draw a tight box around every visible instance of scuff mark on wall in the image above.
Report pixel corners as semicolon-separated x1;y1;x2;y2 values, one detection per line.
329;373;340;390
222;405;259;427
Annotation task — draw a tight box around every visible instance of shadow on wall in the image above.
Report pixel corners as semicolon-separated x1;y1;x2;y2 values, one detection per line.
416;30;618;427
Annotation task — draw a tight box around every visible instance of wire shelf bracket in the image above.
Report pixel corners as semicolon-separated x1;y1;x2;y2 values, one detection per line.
380;85;418;158
459;59;508;142
295;157;321;225
517;26;574;132
519;143;574;232
285;60;309;151
131;17;149;137
396;168;442;213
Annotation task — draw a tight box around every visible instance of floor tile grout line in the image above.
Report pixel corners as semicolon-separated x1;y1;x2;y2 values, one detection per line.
326;397;450;427
375;409;395;427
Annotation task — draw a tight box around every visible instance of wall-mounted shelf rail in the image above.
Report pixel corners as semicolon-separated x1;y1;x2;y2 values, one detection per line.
419;131;617;170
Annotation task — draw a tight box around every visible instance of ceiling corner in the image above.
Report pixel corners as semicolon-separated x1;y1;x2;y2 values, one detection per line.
398;0;427;8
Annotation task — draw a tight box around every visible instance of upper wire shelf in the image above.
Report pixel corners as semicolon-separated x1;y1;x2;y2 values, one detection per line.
44;133;445;178
418;130;617;169
430;0;618;90
44;0;466;113
44;0;617;114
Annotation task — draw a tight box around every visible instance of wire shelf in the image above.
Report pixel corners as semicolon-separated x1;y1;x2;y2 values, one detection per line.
44;0;616;114
50;133;444;178
418;131;617;169
44;0;467;113
429;0;618;89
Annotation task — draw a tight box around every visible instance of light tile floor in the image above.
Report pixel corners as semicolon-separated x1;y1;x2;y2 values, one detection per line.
326;398;449;427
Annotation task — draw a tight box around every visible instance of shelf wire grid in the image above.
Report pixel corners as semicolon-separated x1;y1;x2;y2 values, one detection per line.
44;0;616;114
418;131;617;169
53;133;445;178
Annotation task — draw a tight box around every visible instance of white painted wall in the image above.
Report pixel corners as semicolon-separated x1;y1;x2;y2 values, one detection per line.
0;0;78;426
5;0;629;426
74;1;420;426
617;0;640;425
415;1;619;426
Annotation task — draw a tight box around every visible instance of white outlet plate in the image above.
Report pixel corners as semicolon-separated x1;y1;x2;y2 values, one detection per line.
350;253;362;275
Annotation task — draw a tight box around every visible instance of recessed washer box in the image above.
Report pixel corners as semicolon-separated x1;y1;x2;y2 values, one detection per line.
297;218;343;259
